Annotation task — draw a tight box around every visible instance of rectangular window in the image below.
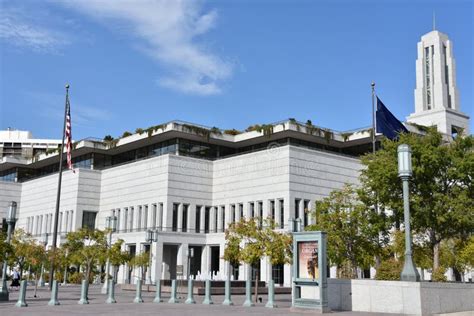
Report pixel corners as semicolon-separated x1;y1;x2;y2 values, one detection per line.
214;207;218;233
143;205;148;229
231;204;236;223
250;202;255;218
137;206;142;230
221;206;225;232
182;204;188;233
129;207;134;231
258;201;263;227
152;204;157;229
295;199;301;220
117;209;121;231
82;211;97;230
205;207;210;233
239;203;244;220
172;203;179;232
159;203;164;230
196;206;201;233
270;200;275;221
124;208;128;231
279;199;284;229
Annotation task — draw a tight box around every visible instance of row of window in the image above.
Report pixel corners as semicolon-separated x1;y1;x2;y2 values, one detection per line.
25;210;74;237
111;203;164;233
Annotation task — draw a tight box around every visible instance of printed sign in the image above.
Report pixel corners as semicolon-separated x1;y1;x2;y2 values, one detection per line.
297;241;319;280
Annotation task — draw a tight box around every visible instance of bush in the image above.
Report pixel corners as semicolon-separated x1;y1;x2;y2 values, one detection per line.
68;272;94;284
375;258;403;281
431;268;447;282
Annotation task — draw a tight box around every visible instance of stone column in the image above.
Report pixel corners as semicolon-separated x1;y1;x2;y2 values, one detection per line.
163;202;173;232
188;204;196;233
275;201;282;229
154;241;164;281
178;243;188;280
224;205;231;230
201;245;210;277
217;206;223;233
199;206;205;233
177;204;183;232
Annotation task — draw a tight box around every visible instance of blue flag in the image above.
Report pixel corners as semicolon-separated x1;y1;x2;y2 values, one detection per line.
376;97;408;140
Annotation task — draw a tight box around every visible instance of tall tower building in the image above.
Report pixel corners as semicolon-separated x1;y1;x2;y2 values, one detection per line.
407;29;470;135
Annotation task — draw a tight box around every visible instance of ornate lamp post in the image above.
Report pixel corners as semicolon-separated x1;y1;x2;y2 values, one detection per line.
145;229;157;284
102;215;117;294
39;233;49;287
0;201;18;299
398;144;420;282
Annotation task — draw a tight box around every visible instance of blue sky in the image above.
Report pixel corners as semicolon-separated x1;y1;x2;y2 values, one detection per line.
0;0;472;140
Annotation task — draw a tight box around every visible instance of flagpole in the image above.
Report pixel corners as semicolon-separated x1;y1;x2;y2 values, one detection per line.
48;84;70;289
371;82;376;154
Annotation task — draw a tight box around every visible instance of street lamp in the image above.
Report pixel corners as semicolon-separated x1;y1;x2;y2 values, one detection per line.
186;247;194;280
398;144;420;282
145;230;157;284
39;234;49;287
102;215;117;294
0;201;18;300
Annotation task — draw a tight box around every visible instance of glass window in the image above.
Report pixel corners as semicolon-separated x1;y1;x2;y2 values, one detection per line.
195;206;201;233
172;203;179;232
82;211;97;230
182;204;188;233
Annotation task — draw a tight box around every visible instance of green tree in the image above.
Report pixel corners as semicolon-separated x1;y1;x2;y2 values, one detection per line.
360;129;474;270
0;231;12;263
9;229;36;278
129;251;149;281
107;239;131;281
224;218;292;301
64;228;108;282
309;184;382;279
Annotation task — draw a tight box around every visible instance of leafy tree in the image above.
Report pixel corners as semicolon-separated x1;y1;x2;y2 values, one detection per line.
129;250;149;281
309;184;383;279
458;236;474;269
107;239;131;281
224;218;292;301
360;129;474;270
8;229;36;278
0;231;12;263
63;228;108;283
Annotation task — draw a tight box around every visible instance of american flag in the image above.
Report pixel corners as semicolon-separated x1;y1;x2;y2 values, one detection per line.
65;94;74;172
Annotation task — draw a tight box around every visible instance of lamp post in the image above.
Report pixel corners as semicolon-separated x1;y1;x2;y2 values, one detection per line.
398;144;420;282
145;230;157;284
186;247;194;280
0;201;18;299
39;234;49;287
102;215;117;294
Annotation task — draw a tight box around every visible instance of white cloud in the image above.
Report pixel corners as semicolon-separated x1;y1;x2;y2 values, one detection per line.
0;8;68;52
59;0;233;95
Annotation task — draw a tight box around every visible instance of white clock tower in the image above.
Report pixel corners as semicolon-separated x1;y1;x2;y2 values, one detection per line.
407;29;470;135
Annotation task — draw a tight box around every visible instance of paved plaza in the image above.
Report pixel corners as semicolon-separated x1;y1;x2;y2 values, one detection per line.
0;284;404;316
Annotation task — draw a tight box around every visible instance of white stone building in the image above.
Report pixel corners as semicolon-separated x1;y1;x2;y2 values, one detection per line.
0;28;469;286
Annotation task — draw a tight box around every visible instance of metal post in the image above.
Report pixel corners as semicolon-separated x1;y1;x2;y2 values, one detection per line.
400;178;421;281
202;279;213;305
48;280;60;306
78;279;89;304
185;278;195;304
153;279;163;303
243;278;254;307
371;82;376;154
133;278;144;303
49;85;70;289
0;202;17;299
265;280;277;308
15;280;28;307
168;279;178;303
106;278;116;303
222;279;233;306
102;225;112;294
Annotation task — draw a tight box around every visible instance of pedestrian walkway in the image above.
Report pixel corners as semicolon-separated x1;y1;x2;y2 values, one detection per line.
0;284;403;316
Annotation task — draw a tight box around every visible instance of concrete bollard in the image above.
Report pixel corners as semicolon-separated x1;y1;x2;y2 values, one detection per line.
265;280;277;308
78;279;89;304
168;280;178;304
153;280;163;303
185;279;195;304
133;279;144;303
48;280;60;306
222;279;233;306
202;279;213;305
15;280;28;307
106;278;116;304
242;278;254;307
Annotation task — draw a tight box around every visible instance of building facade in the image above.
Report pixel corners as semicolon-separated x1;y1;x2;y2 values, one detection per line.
0;28;470;285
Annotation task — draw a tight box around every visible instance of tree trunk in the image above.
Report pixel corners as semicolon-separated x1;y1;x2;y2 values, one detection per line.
433;242;440;271
34;275;38;297
254;268;258;303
